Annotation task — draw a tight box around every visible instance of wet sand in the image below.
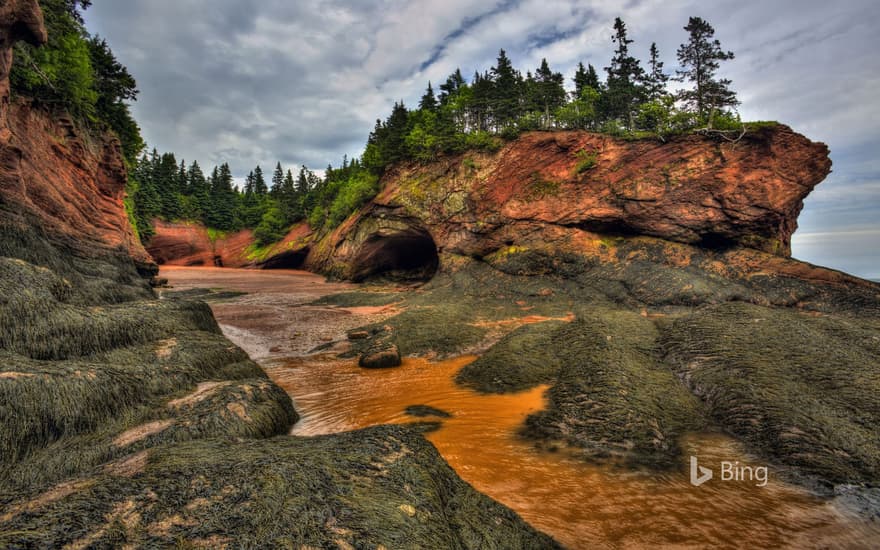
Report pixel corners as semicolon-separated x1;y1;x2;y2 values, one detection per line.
162;266;880;549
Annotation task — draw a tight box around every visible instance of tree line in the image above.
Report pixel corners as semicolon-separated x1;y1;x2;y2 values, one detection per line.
11;6;742;246
130;152;324;245
363;16;739;172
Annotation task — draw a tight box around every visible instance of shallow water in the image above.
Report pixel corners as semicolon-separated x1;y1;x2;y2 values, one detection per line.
163;267;880;549
272;355;875;549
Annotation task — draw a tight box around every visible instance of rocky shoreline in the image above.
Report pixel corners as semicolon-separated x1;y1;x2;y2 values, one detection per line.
0;4;557;547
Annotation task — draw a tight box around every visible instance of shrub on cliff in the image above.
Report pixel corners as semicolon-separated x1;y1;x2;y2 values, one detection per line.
10;0;143;164
253;205;287;246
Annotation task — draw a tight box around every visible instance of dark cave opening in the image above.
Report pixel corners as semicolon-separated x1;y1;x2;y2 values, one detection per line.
351;229;439;282
696;232;739;251
258;248;309;270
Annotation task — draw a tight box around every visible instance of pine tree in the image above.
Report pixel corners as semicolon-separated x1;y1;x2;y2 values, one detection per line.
188;161;209;222
603;17;645;129
675;16;738;127
438;68;465;106
573;62;602;99
253;165;268;195
573;62;590;100
156;152;182;220
207;163;237;230
296;166;311;196
489;49;521;130
470;71;493;132
419;82;437;111
131;153;161;238
586;64;600;90
178;160;188;194
271;162;285;195
533;58;566;129
643;42;669;101
278;168;298;224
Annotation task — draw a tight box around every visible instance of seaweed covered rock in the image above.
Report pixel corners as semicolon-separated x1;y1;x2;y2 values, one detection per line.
662;301;880;486
360;343;402;369
0;427;559;549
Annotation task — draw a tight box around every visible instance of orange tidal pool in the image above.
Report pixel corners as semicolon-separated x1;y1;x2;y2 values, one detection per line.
163;266;880;549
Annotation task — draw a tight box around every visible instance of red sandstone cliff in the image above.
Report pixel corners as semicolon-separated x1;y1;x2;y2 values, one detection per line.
0;1;152;271
146;220;311;268
149;125;833;281
299;127;833;280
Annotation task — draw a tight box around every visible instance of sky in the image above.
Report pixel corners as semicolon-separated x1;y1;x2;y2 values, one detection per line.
83;0;880;279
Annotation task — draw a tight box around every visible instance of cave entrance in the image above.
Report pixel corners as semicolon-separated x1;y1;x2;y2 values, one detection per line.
258;248;310;270
351;229;439;282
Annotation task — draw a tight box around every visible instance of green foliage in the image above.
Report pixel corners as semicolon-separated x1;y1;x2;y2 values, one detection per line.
11;6;96;119
123;14;748;243
10;1;144;164
253;205;287;246
525;172;562;198
573;149;598;175
675;16;739;127
326;172;379;227
743;120;780;131
463;130;502;152
554;86;600;130
710;110;744;131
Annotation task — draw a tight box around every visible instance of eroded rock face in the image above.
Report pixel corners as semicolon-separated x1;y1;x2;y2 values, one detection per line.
307;127;831;280
2;105;153;267
146;220;312;269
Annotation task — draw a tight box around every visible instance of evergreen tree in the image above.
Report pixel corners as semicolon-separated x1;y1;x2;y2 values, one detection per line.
271;162;285;195
87;37;143;163
156;152;182;220
438;68;465;106
188;161;209;223
532;58;566;129
573;62;590;100
585;64;601;90
177;160;188;193
489;49;522;130
131;153;160;238
296;166;311;196
603;17;645;129
675;16;738;127
419;82;437;111
642;42;669;101
470;71;493;132
207;163;237;230
253;165;268;195
363;101;410;173
277;168;299;224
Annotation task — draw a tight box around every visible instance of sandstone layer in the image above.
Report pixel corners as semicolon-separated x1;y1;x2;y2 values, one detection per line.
304;127;831;280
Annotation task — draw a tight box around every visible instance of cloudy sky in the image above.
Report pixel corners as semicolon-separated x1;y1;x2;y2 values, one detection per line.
83;0;879;279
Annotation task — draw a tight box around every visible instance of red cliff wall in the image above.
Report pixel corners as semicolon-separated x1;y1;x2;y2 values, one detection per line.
0;1;152;272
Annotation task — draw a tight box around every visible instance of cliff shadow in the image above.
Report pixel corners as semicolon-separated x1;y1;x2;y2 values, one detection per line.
350;228;439;283
259;248;310;270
